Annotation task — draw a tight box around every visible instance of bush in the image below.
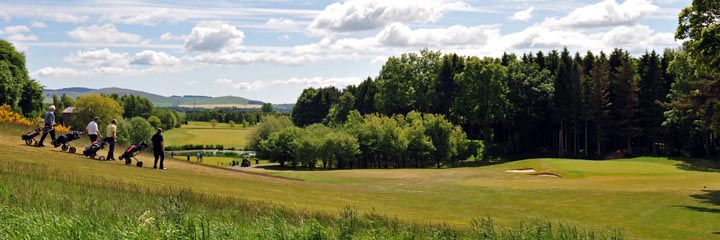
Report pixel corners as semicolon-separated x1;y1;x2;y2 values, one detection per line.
70;94;123;130
215;145;224;150
147;116;162;129
118;117;154;145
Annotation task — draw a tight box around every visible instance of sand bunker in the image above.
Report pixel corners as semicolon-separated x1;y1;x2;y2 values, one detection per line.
504;168;536;173
505;168;561;178
532;173;562;178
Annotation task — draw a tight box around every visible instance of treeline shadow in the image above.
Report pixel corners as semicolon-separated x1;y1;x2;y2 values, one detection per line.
670;157;720;172
255;165;338;172
681;190;720;213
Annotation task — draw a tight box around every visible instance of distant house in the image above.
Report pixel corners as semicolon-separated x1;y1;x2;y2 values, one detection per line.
62;107;74;126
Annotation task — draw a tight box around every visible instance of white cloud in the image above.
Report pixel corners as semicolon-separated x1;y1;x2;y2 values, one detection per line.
375;22;499;47
543;0;658;30
184;21;245;52
265;18;299;30
7;34;38;41
65;48;181;67
296;22;500;53
32;67;83;78
496;0;675;54
189;51;360;65
279;34;291;40
272;77;363;88
508;7;534;22
160;33;187;41
3;25;30;34
0;10;9;22
601;25;679;52
9;42;28;52
291;0;675;59
308;0;469;35
101;10;187;26
30;21;47;28
131;50;181;66
214;78;266;91
40;11;89;23
92;67;129;76
215;78;233;84
67;24;145;43
231;81;266;91
370;56;389;64
65;49;130;67
187;81;197;86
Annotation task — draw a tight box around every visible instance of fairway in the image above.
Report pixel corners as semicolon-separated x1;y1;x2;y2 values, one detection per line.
0;126;718;239
164;121;253;149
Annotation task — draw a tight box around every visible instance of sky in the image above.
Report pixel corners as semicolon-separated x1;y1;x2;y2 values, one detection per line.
0;0;690;104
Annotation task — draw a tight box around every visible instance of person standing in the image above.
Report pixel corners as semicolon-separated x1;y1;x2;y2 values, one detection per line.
86;116;102;142
105;119;118;160
38;105;57;147
152;128;165;169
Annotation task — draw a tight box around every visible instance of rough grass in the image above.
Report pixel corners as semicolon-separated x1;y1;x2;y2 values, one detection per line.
164;121;253;149
1;123;718;238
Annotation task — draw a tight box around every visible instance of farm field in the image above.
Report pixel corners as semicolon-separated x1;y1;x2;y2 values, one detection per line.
163;121;253;150
0;124;719;239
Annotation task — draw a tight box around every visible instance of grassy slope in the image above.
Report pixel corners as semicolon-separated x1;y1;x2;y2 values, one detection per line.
0;124;718;239
163;121;252;149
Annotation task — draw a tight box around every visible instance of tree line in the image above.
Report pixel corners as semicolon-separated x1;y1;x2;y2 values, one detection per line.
185;108;264;126
287;2;720;160
0;40;44;118
252;112;478;169
293;39;720;160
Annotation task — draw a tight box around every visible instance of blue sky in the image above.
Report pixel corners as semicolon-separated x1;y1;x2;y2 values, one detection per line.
0;0;689;103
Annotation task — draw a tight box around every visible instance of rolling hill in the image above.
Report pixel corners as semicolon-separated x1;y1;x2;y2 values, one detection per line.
43;87;269;109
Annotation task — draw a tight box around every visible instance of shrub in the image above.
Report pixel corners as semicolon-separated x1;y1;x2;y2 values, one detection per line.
0;104;70;133
147;116;162;129
118;117;154;145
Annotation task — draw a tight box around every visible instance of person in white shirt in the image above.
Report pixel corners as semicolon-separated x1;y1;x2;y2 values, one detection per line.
86;116;102;142
104;119;118;160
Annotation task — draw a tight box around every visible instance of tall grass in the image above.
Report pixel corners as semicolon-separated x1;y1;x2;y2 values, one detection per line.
0;160;623;239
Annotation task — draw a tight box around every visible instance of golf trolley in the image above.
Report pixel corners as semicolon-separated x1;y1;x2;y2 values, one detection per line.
119;141;147;167
21;127;51;146
51;131;83;153
83;140;106;160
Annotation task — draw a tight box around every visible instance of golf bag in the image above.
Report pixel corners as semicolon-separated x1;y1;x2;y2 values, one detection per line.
52;131;83;153
21;128;45;146
241;158;251;167
119;141;147;167
83;140;106;160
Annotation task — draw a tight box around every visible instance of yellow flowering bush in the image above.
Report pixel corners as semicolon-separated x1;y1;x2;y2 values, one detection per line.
0;104;70;133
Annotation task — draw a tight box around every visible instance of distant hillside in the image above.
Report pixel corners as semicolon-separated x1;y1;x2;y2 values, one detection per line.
44;87;262;109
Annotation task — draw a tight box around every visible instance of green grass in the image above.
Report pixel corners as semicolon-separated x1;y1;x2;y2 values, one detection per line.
3;122;720;238
167;155;271;167
164;121;253;149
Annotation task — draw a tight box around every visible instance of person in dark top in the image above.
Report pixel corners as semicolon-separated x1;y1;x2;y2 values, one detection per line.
151;128;165;169
38;105;56;146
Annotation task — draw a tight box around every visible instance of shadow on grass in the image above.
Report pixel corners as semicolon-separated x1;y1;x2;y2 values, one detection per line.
254;160;509;171
670;157;720;172
690;190;720;206
255;165;337;172
681;190;720;214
